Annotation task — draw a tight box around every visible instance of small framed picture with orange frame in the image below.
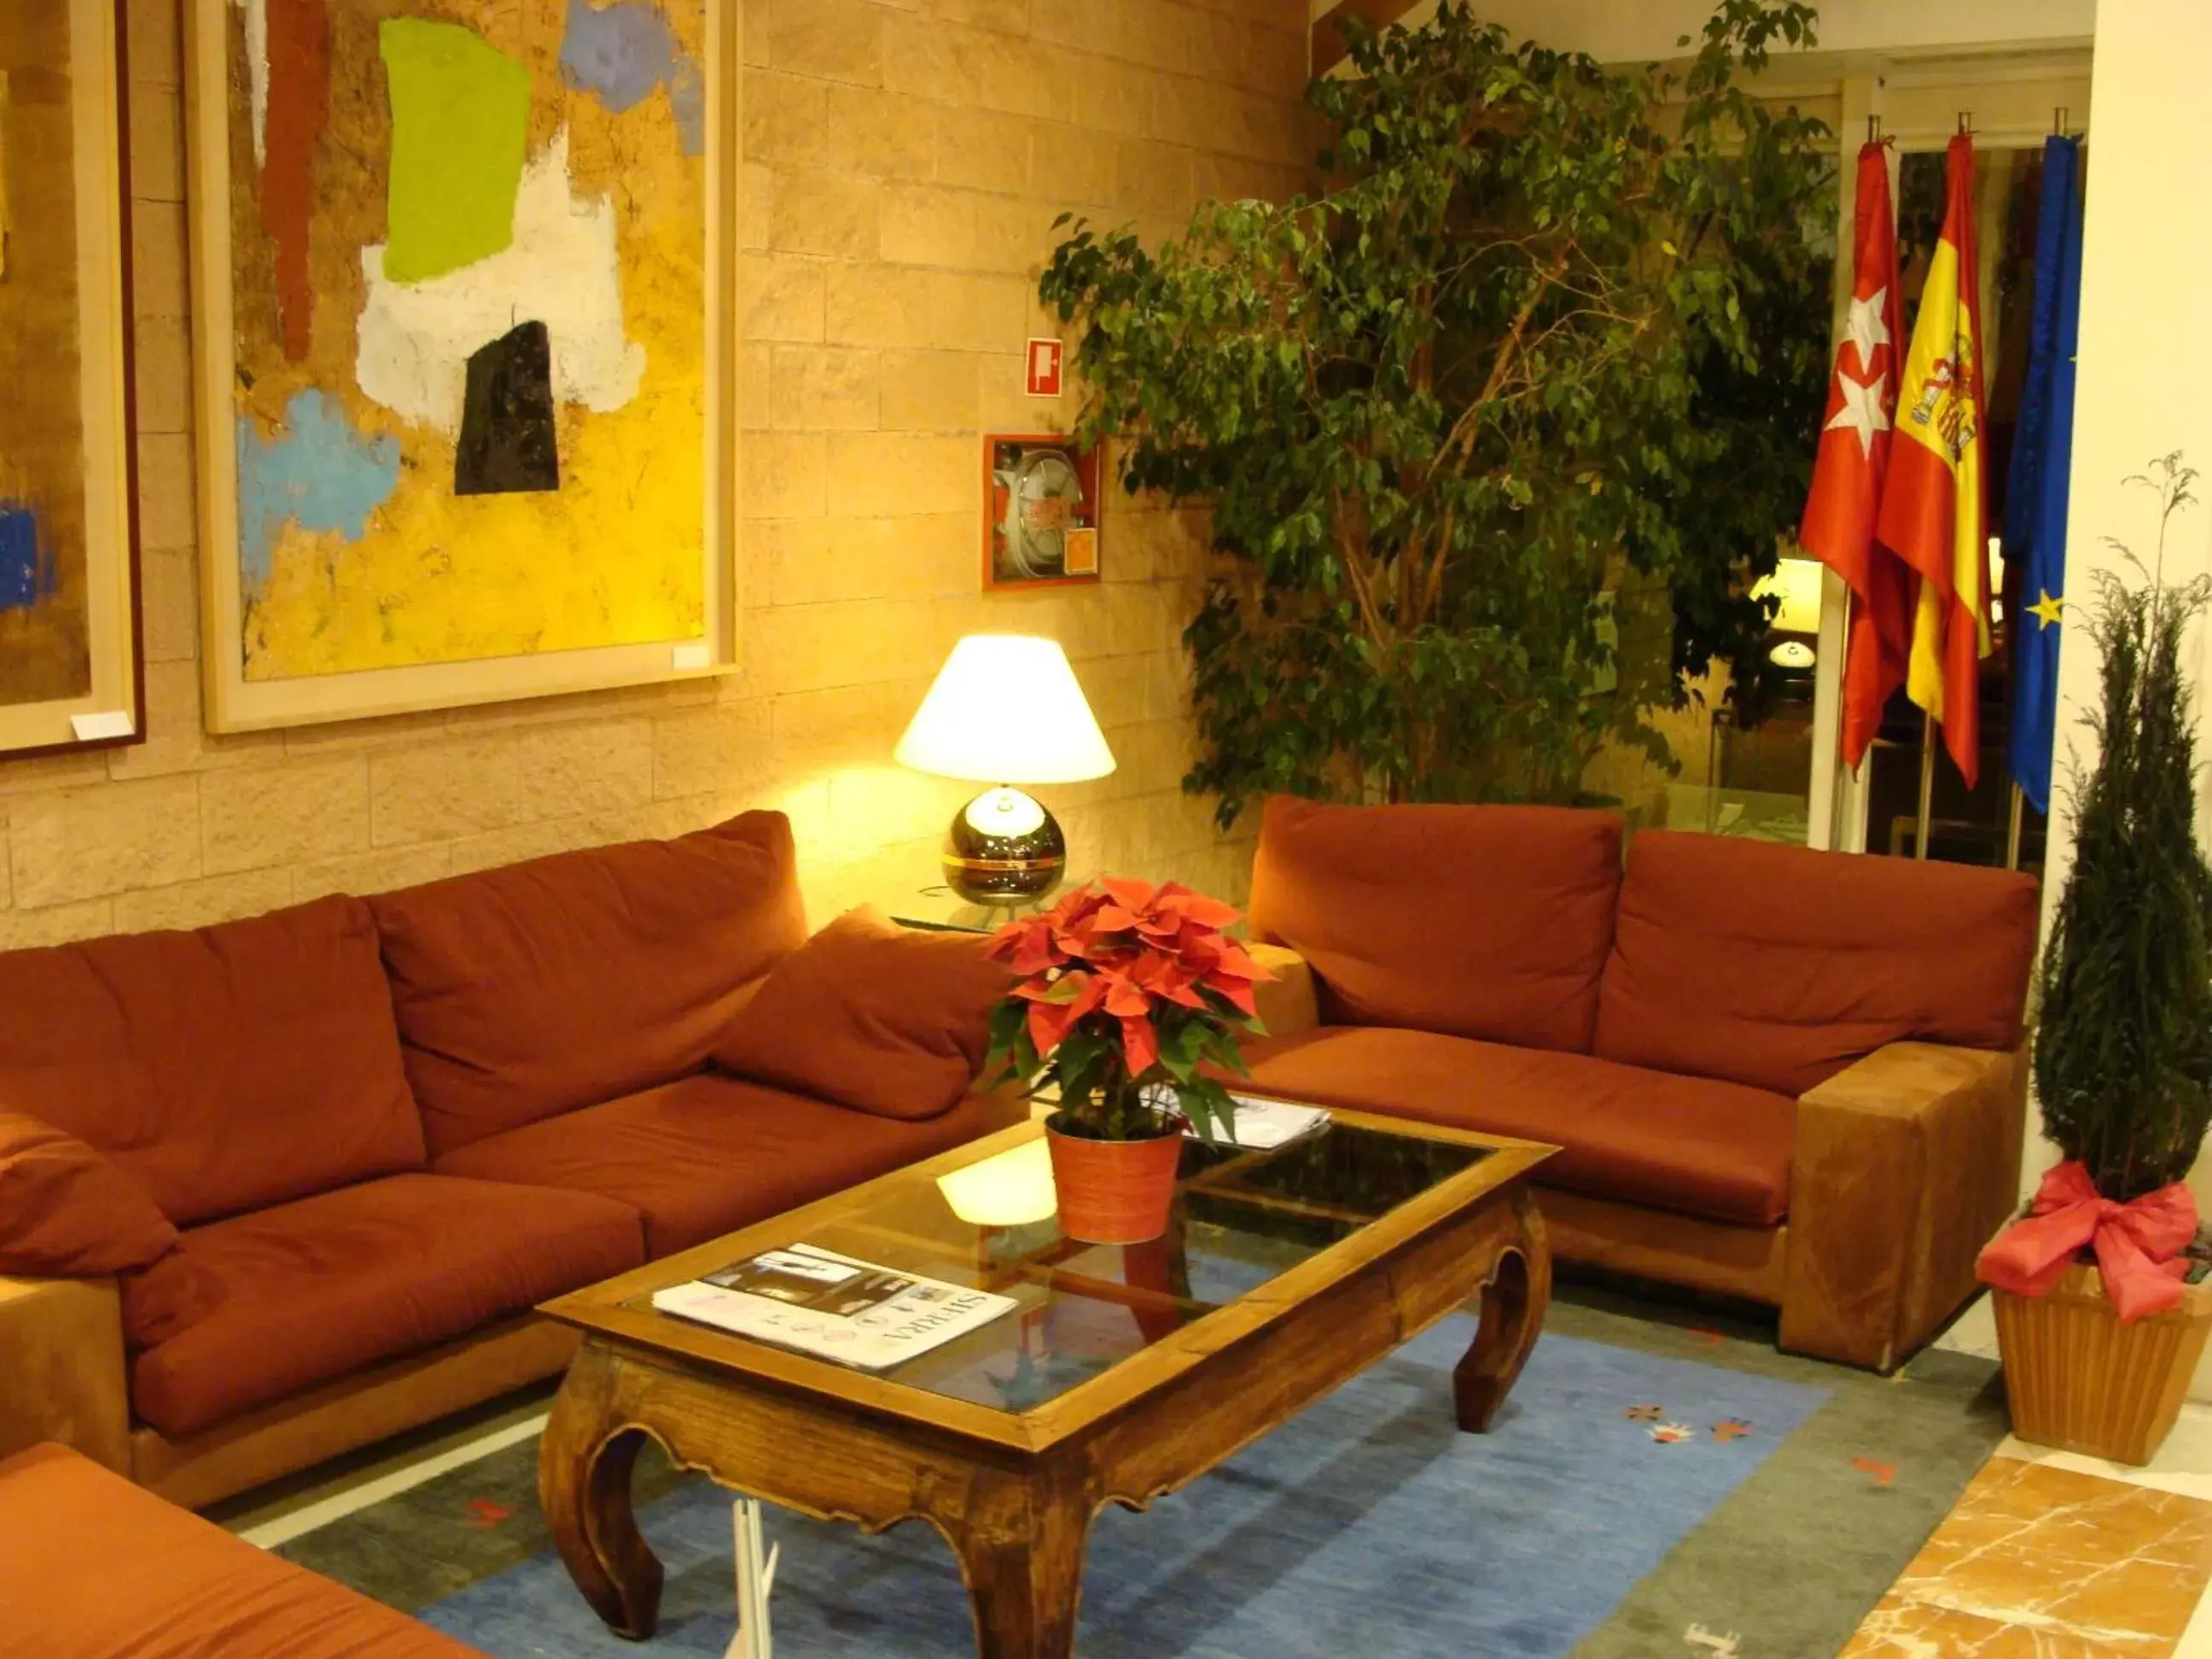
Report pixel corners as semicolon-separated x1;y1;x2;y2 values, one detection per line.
983;434;1102;590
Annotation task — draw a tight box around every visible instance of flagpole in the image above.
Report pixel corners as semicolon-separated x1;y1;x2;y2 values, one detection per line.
1915;712;1936;860
2006;783;2026;870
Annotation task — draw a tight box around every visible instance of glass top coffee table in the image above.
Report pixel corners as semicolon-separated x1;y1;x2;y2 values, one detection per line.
538;1109;1557;1659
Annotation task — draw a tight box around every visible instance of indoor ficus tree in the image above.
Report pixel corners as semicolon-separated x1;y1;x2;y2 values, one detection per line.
2034;456;2212;1202
1039;0;1832;821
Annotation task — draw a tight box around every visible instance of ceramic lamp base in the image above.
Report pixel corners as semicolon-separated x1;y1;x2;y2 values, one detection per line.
942;785;1065;904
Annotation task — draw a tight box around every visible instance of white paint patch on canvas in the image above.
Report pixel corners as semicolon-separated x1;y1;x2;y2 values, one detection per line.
234;0;270;168
353;129;646;436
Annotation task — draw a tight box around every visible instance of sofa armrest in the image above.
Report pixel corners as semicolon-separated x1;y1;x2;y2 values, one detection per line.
0;1275;131;1472
1779;1040;2027;1372
1249;942;1319;1041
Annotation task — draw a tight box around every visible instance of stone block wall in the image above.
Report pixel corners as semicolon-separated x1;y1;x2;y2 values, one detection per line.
0;0;1313;947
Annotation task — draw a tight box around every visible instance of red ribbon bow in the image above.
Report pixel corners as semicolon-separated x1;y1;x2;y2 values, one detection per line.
1976;1161;2197;1324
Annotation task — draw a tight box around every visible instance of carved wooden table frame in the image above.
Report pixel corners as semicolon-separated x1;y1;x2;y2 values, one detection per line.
538;1115;1555;1659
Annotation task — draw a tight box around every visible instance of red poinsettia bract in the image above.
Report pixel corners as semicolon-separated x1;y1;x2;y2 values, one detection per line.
987;877;1269;1079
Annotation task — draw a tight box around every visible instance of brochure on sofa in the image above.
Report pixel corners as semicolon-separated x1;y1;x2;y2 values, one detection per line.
650;1245;1016;1372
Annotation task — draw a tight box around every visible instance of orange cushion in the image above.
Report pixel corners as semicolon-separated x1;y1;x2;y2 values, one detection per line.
0;1442;486;1657
1594;831;2040;1098
434;1073;1010;1256
712;907;1016;1121
1241;1026;1796;1226
0;1110;177;1275
0;896;424;1225
370;812;808;1157
1248;796;1624;1053
125;1173;643;1438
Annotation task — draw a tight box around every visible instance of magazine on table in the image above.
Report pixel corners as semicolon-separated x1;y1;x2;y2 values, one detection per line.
1188;1093;1331;1150
650;1244;1016;1371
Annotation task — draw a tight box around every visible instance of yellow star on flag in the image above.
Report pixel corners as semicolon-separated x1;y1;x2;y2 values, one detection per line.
2027;589;2065;629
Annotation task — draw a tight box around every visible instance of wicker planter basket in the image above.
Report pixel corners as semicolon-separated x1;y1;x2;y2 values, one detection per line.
1993;1262;2212;1465
1045;1115;1184;1245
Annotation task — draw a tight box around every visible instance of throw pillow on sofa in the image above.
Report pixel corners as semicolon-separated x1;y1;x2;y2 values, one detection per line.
0;1109;178;1276
712;907;1014;1121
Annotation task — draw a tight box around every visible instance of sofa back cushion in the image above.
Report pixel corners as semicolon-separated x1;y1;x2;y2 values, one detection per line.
1594;830;2040;1097
712;906;1016;1121
0;896;424;1225
371;812;807;1156
1248;796;1625;1053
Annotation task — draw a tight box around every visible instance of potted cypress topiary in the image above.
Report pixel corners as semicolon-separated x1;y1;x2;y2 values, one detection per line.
1978;454;2212;1465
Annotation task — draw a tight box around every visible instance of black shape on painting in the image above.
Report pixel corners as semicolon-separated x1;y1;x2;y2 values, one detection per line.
456;322;560;497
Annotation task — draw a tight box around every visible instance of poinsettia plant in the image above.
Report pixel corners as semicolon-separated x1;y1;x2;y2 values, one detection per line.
984;878;1273;1142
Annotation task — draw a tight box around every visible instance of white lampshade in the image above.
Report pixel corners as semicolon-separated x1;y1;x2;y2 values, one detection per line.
1755;556;1826;635
895;635;1117;786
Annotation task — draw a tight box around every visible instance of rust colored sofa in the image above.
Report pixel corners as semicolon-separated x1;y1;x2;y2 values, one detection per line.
0;812;1020;1508
0;1441;483;1656
1239;797;2040;1372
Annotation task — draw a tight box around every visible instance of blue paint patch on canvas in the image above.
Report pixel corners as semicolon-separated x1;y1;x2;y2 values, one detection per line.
416;1326;1831;1657
236;391;401;591
0;503;52;612
559;0;706;155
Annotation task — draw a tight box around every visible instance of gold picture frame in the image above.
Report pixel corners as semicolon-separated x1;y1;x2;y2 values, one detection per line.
183;0;742;732
0;0;145;760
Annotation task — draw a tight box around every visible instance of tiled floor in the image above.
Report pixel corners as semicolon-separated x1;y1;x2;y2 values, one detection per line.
1847;1291;2212;1656
1839;1455;2212;1655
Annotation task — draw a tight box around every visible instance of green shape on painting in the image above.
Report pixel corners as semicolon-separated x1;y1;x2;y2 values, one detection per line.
380;19;530;285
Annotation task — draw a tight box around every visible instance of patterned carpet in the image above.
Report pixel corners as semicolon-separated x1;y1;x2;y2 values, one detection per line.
275;1288;2007;1658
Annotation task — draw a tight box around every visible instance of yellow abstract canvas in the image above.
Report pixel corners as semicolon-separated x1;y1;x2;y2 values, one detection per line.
189;0;736;729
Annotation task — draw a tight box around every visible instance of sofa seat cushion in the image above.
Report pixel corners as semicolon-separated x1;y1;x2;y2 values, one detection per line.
434;1073;1007;1256
0;894;423;1225
0;1442;486;1657
124;1174;644;1439
1248;796;1624;1053
1595;830;2040;1098
371;811;808;1158
1240;1026;1796;1227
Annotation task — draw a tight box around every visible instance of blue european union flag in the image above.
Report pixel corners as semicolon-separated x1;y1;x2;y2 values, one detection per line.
2005;135;2084;816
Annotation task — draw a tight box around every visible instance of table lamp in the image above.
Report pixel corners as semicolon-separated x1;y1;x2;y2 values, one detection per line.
895;634;1116;905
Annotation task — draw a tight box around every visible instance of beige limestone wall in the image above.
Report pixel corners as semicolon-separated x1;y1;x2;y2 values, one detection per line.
0;0;1312;948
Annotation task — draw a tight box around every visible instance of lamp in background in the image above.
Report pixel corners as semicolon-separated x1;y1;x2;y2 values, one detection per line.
896;634;1115;905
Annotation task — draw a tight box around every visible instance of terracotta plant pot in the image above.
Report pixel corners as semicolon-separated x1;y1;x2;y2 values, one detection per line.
1993;1262;2212;1465
1045;1115;1185;1244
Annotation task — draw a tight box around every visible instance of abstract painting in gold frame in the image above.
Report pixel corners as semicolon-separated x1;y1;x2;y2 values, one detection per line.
184;0;740;732
0;0;144;759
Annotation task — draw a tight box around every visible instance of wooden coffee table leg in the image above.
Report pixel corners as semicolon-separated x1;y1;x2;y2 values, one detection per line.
1454;1190;1553;1432
948;1471;1091;1659
539;1342;665;1639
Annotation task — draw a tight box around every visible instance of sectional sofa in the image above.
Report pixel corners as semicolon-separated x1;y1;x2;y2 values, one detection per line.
1237;797;2041;1372
0;812;1022;1508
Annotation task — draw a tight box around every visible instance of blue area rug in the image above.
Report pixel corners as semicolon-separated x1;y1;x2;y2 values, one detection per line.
416;1321;1827;1657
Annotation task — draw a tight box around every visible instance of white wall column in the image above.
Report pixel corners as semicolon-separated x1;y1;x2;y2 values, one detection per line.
2039;0;2212;1394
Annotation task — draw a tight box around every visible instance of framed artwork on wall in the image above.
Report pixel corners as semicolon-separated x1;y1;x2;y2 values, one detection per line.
983;434;1103;591
0;0;145;760
183;0;741;732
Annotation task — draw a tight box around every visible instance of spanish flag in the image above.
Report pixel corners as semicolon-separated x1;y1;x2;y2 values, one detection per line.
1877;133;1994;787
